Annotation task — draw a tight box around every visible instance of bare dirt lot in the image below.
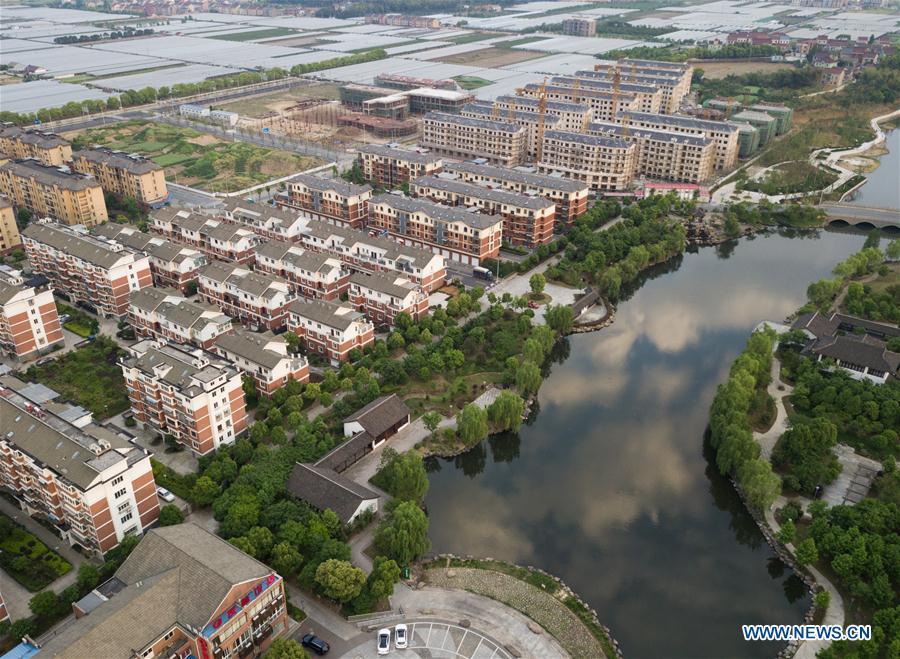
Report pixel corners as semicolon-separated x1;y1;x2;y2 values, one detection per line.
219;83;343;118
689;59;795;79
437;47;545;67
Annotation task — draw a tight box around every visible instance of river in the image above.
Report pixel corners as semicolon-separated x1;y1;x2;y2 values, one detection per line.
424;229;868;659
846;128;900;210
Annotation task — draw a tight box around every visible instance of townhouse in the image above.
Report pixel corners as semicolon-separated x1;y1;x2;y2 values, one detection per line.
128;287;233;349
150;208;260;264
368;194;504;265
538;130;636;192
0;125;72;166
213;329;309;396
286;299;375;364
198;261;294;331
357;143;444;189
617;111;740;171
121;339;248;455
0;159;108;226
0;196;21;254
460;102;562;160
0;266;64;361
254;240;349;301
280;174;372;229
22;222;152;318
421;112;528;167
217;200;312;243
519;84;641;122
71;147;168;206
348;270;430;326
0;382;159;555
411;174;555;247
442;161;590;229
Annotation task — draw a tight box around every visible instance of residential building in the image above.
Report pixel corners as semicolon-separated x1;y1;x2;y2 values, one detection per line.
121;339;248;455
0;382;159;555
820;66;846;87
519;84;641;122
357;144;443;189
368;194;504;265
442;161;590;229
460;102;561;160
128;287;232;349
71;148;168;206
550;75;665;114
348;270;429;326
493;95;593;132
33;524;288;659
297;220;447;292
317;394;411;473
538;130;636;192
562;16;595;36
585;61;693;113
0;125;72;166
748;103;793;135
150;208;260;264
0;196;21;254
179;103;210;120
254;240;349;301
22;222;152;318
218;200;311;243
92;223;208;293
362;92;411;120
280;174;372;229
405;87;475;115
421;112;528;167
411;174;555;247
375;74;459;91
213;329;309;396
586;120;716;184
0;159;108;226
617;111;740;171
339;83;405;110
731;110;778;146
198;261;294;331
0;266;64;361
286;298;375;364
286;463;379;525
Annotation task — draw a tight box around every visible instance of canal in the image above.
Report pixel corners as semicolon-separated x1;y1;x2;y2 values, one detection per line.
425;229;868;659
847;127;900;211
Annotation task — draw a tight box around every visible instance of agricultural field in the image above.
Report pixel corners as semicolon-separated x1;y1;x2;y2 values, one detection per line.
65;120;323;191
218;83;343;118
437;46;545;67
454;75;494;90
690;59;795;79
211;27;297;42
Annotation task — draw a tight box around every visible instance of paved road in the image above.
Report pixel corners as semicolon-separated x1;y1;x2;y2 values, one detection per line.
820;203;900;228
344;621;514;659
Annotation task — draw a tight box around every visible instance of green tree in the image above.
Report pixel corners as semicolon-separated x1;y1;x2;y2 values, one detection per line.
271;542;303;577
886;239;900;260
529;273;546;296
522;338;544;365
457;403;488;446
814;590;830;612
372;449;429;503
515;361;542;396
488;390;525;432
191;475;220;506
158;504;184;526
367;556;401;601
422;411;442;438
29;590;61;619
737;458;781;513
265;638;310;659
76;563;101;592
545;304;574;335
795;538;819;566
776;519;796;545
374;501;430;566
315;559;366;603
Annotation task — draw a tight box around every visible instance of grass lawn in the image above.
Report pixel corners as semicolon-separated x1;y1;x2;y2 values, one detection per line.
57;302;98;338
211;27;296;42
0;514;72;592
453;75;493;90
23;336;129;419
67;121;323;192
742;161;837;195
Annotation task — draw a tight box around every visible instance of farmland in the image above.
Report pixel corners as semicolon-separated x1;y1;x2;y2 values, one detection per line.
437;46;546;67
691;59;795;79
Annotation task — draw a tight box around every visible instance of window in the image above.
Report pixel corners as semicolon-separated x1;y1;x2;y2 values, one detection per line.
120;512;133;524
114;488;127;499
111;475;124;486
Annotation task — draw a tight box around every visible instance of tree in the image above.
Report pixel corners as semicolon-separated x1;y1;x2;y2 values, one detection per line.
545;304;574;335
265;638;310;659
76;563;101;592
776;519;796;545
422;411;442;438
457;403;488;446
374;501;430;566
30;590;61;619
8;618;36;641
158;504;184;526
886;239;900;260
795;538;819;566
373;449;429;502
315;559;366;603
515;361;542;396
367;556;401;601
737;458;781;513
522;338;544;365
283;331;301;354
529;273;546;296
191;476;220;506
271;542;303;577
488;390;525;432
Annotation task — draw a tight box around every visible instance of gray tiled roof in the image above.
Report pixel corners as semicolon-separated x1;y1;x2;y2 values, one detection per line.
462;103;561;127
256;240;339;274
286;463;378;524
495;95;590;114
300;220;437;270
287;298;366;331
551;75;660;94
0;126;69;149
587;120;712;147
349;270;418;300
343;393;410;438
621;111;739;135
214;329;288;370
810;335;900;375
543;130;632;149
291;173;372;197
413;175;554;209
23;223;139;269
73;147;162;175
357;143;442;165
526;84;636;103
0;159;100;191
370;194;503;230
443;161;588;193
423;111;523;133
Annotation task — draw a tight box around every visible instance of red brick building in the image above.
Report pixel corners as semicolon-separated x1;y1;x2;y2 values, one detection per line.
348;270;429;326
150;208;259;264
128;287;233;349
254;240;349;301
213;329;309;396
286;299;375;364
280;174;372;229
198;261;295;332
0;266;64;361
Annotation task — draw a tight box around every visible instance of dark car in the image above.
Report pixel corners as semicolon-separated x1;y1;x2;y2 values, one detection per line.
302;633;330;655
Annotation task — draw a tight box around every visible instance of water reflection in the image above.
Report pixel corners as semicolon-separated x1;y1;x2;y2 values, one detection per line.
846;128;900;210
425;230;867;658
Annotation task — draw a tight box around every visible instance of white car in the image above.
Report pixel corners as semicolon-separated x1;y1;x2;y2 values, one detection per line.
394;624;407;649
377;628;391;655
156;487;175;503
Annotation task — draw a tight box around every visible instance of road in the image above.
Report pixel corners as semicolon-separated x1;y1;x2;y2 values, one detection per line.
820;203;900;228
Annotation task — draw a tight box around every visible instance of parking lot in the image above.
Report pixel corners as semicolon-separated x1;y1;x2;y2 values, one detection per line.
343;621;513;659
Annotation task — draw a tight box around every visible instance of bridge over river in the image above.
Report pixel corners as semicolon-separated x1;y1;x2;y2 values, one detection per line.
821;203;900;230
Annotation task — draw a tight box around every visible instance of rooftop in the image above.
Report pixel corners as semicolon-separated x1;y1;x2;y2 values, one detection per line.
443;161;589;193
587;120;712;147
0;125;69;149
291;173;372;197
370;193;504;230
621;111;739;135
349;270;419;300
287;298;368;332
344;393;410;439
0;159;100;191
414;174;554;209
213;329;293;370
286;462;379;525
23;223;141;269
74;147;163;175
357;143;442;165
423;111;523;134
543;129;632;150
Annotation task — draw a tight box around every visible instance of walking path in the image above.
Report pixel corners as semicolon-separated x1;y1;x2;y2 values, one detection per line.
754;352;794;460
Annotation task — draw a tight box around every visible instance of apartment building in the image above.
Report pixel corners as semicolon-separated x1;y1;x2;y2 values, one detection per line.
281;174;372;229
368;194;503;265
587;120;716;184
31;524;288;659
215;200;311;243
255;240;349;301
128;287;232;349
0;196;21;254
286;299;375;364
151;208;260;264
0;266;64;361
348;271;429;326
421;112;527;167
590;60;693;113
213;329;309;396
519;84;641;122
460;102;561;160
562;16;595;36
411;174;555;247
538;130;636;192
442;161;590;229
406;87;475;115
198;261;294;332
550;76;664;114
0;159;108;226
617;111;740;171
92;222;208;293
71;148;168;206
493;95;593;132
0;125;72;166
298;220;447;293
121;339;248;455
357;144;443;189
22;222;152;318
0;383;159;554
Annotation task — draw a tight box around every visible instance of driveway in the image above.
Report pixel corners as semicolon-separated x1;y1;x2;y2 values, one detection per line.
343;621;515;659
